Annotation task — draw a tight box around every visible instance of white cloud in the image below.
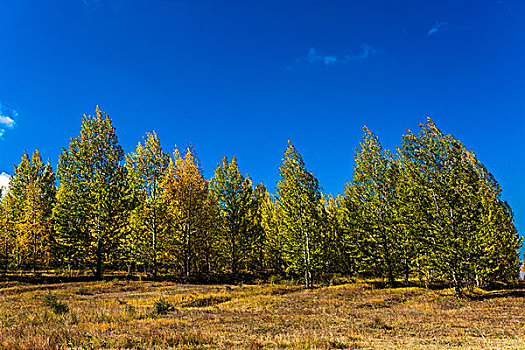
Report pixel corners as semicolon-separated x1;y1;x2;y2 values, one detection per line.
0;115;15;128
0;103;18;137
0;172;9;195
427;22;447;36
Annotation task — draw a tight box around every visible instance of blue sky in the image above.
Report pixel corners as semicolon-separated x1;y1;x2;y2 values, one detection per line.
0;0;523;236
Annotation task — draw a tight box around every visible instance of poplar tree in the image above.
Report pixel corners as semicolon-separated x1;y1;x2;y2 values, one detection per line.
276;142;325;288
54;106;132;279
125;131;169;278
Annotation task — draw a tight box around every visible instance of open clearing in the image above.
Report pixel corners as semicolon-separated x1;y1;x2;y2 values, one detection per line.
1;280;525;349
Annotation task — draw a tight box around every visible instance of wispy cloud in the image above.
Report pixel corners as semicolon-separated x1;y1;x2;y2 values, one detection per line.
292;44;377;69
0;172;9;195
427;22;447;37
305;48;338;66
81;0;102;11
0;103;18;138
81;0;100;5
345;44;377;60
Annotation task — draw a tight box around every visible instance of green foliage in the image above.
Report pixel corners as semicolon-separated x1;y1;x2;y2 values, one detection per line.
53;106;134;279
321;195;353;276
181;295;231;308
276;142;326;288
210;156;263;276
399;118;521;294
0;197;11;274
43;292;69;314
0;106;517;294
4;150;56;272
161;147;215;277
342;127;405;286
153;297;174;314
125;131;169;278
260;192;284;275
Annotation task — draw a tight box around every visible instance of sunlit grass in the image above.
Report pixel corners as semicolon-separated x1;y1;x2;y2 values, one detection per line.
1;279;525;349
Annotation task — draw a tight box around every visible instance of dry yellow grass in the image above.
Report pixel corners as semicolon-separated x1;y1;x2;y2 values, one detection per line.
1;280;525;349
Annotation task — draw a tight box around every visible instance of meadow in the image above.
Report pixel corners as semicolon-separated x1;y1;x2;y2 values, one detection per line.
1;278;525;349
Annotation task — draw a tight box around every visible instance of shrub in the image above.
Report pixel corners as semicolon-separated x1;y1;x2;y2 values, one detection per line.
154;298;174;315
182;295;231;308
43;292;69;314
125;304;136;314
75;287;93;295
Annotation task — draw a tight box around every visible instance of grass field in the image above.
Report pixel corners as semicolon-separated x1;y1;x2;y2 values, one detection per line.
1;279;525;349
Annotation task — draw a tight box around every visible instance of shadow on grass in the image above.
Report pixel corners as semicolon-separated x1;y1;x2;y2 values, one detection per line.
0;274;99;285
0;271;277;286
466;290;525;300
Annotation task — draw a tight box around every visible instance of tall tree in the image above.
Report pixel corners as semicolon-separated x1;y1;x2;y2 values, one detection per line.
469;156;521;286
0;196;13;275
399;118;521;295
54;106;132;279
260;192;284;276
244;182;267;275
276;142;325;288
210;156;256;277
5;150;55;272
125;131;169;278
322;194;353;276
161;147;213;277
342;127;403;286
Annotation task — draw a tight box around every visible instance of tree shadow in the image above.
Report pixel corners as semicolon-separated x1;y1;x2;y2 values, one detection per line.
465;290;525;300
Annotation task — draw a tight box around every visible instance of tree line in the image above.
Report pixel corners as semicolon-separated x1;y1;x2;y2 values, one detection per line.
0;107;520;295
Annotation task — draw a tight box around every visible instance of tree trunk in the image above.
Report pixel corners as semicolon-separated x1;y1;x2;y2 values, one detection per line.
95;236;103;280
450;207;462;297
4;233;8;275
231;231;238;278
303;230;312;289
184;224;190;278
152;230;157;280
404;254;410;284
382;228;395;287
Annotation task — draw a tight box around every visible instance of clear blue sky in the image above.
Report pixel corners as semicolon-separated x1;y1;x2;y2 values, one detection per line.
0;0;523;237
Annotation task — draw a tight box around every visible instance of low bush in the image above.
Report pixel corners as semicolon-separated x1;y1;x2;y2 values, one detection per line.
153;297;174;315
43;291;69;314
